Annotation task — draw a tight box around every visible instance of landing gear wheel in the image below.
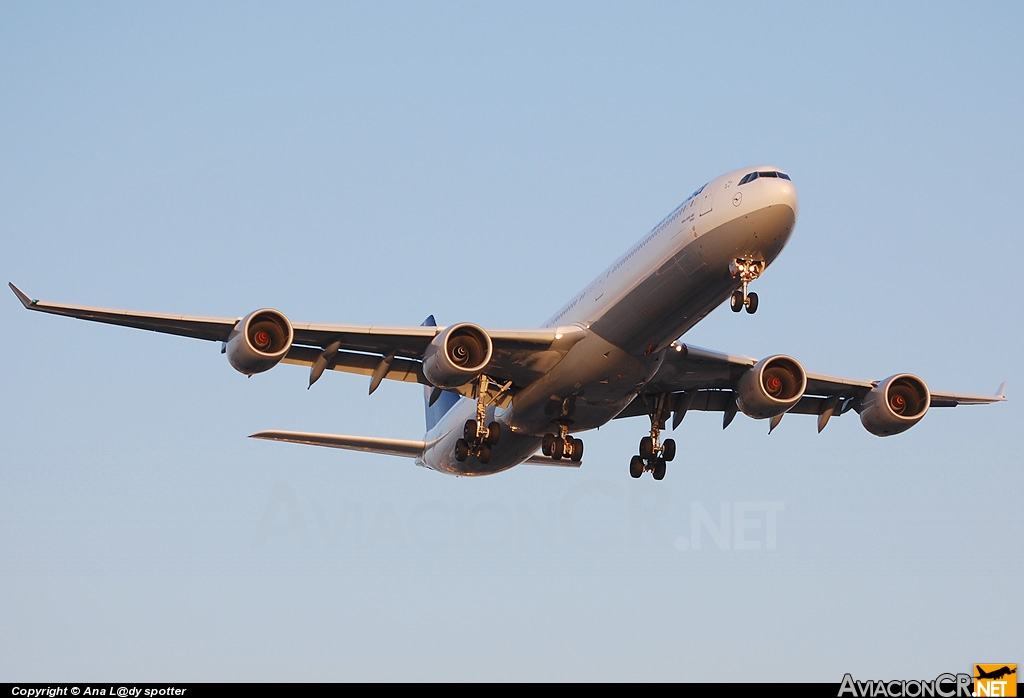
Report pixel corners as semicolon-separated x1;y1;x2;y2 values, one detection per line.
662;438;676;462
455;438;470;462
542;433;555;456
745;292;759;314
550;437;565;461
730;290;744;312
464;419;478;442
652;458;667;480
486;421;501;446
568;437;583;462
629;455;644;478
477;443;492;464
639;436;655;459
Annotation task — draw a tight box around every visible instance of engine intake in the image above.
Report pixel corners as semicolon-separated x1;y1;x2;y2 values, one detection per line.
859;374;930;436
226;309;294;375
736;355;807;419
422;323;493;389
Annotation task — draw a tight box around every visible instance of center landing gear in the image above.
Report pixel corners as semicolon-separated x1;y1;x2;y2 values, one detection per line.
729;257;764;314
454;374;512;465
541;422;584;463
629;393;676;480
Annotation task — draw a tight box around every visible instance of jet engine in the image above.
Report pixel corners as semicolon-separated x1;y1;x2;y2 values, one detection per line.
226;309;294;375
422;322;493;388
858;374;930;436
735;355;807;419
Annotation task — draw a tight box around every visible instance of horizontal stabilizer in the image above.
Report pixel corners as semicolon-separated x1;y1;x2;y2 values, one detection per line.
524;454;581;467
250;429;579;467
250;430;425;458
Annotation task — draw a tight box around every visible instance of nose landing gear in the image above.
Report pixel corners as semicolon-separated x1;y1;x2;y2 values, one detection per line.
729;258;764;314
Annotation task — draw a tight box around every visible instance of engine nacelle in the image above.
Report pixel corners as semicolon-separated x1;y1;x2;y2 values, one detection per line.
735;355;807;419
859;374;930;436
226;309;294;375
422;322;493;389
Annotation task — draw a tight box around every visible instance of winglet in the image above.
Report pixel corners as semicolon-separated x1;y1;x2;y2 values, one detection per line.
996;382;1007;399
9;282;37;309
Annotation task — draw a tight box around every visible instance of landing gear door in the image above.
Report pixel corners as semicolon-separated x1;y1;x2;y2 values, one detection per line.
699;181;716;216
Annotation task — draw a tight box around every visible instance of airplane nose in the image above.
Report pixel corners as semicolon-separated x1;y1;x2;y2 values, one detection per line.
777;179;799;220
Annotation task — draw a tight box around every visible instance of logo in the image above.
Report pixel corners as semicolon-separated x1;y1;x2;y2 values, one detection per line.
837;666;1017;698
974;665;1017;697
839;673;971;697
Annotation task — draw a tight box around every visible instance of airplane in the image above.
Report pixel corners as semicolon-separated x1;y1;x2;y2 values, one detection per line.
9;165;1007;480
975;666;1016;681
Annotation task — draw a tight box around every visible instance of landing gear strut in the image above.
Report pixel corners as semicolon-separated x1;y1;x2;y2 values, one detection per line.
630;392;676;480
729;257;764;314
541;422;584;463
454;374;512;464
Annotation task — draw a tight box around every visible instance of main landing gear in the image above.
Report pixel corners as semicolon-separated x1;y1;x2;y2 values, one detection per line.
454;374;512;465
729;257;765;314
630;393;676;480
541;422;584;463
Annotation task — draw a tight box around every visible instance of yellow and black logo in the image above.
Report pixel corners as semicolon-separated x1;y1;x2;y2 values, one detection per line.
974;664;1017;697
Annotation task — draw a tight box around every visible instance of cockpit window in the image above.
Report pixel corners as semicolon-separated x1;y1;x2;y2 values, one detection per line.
739;170;792;185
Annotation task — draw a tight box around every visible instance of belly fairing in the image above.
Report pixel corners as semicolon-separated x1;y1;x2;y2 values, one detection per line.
501;331;651;435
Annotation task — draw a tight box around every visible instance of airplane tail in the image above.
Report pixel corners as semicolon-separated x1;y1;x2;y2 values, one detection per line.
421;315;461;431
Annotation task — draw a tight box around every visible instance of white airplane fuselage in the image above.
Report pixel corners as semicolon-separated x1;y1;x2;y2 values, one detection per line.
421;166;799;475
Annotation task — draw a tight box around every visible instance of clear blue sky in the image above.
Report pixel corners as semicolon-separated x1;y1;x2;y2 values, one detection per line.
2;1;1021;681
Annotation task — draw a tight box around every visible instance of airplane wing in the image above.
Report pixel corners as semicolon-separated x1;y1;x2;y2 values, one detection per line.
616;342;1006;429
9;282;585;396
